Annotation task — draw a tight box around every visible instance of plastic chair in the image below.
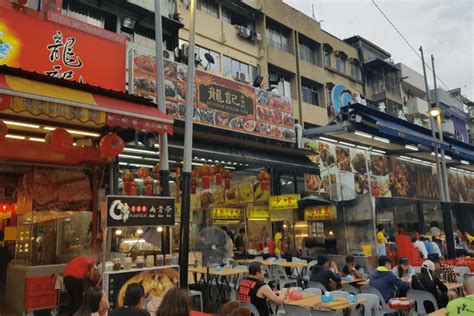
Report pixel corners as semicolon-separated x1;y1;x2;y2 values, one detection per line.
311;309;339;316
353;293;380;316
284;303;311;316
189;289;203;312
341;283;360;294
273;264;297;289
407;289;438;315
453;266;471;283
303;287;322;295
360;286;397;315
307;281;327;293
239;301;260;316
229;265;249;300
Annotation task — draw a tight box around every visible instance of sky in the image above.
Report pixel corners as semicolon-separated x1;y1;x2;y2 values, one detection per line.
283;0;474;100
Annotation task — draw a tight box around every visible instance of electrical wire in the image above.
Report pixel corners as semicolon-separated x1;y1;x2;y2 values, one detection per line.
371;0;469;102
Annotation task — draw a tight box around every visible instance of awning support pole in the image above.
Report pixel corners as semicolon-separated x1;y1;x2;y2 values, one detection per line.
179;0;197;289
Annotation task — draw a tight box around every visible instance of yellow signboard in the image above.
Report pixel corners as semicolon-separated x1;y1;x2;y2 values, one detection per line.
212;207;241;220
248;206;269;219
304;205;336;221
268;194;299;211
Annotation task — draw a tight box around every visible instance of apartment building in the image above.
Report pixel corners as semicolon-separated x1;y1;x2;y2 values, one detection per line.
177;0;364;128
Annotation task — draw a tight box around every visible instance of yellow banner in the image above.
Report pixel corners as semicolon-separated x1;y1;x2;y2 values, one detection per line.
304;205;336;221
212;207;241;220
248;205;269;219
7;96;106;125
268;194;299;210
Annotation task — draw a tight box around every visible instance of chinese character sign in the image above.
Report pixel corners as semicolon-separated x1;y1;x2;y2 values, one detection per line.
212;208;241;220
130;50;296;142
304;205;336;221
0;9;125;91
268;194;300;211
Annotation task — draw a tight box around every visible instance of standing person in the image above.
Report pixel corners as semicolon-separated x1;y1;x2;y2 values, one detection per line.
392;257;415;280
430;221;442;237
234;228;246;254
422;236;435;256
238;262;287;316
109;283;150;316
412;235;428;259
310;255;341;290
64;255;100;315
341;255;365;279
430;236;443;258
412;260;449;312
369;256;410;302
156;288;191;316
73;287;109;316
274;227;284;258
376;224;388;256
446;276;474;315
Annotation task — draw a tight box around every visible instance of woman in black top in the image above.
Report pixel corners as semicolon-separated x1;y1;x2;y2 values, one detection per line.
412;260;448;313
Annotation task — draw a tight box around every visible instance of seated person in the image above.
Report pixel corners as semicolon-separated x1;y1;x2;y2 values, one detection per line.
341;255;364;279
74;287;110;316
446;276;474;315
238;262;287;316
110;283;150;316
429;236;443;258
412;235;428;259
310;255;341;290
412;260;448;312
422;236;436;256
392;257;415;280
369;255;410;302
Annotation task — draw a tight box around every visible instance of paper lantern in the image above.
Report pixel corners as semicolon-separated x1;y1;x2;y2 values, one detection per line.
0;120;7;142
136;167;148;179
257;170;271;191
222;170;233;190
45;128;74;150
144;177;154;195
99;132;124;158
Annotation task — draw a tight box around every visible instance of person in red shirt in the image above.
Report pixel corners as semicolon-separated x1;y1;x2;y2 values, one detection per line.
63;255;100;315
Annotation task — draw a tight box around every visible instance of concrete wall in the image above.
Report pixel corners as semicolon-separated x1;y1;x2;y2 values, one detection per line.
396;63;426;97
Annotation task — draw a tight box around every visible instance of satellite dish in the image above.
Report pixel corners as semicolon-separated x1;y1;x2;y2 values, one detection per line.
191;226;233;267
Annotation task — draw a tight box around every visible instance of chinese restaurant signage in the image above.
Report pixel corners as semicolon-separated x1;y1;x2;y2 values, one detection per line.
268;194;300;211
106;195;175;228
248;205;269;219
0;9;125;91
129;50;296;142
212;207;241;220
304;205;336;221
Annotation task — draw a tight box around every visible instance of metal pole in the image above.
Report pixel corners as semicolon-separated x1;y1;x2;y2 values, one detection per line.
431;54;455;259
419;47;444;201
179;0;197;288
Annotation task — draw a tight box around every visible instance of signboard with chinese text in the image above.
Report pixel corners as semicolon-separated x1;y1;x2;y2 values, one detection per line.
212;207;241;220
0;9;125;91
304;205;336;221
268;194;300;211
248;205;269;219
106;195;175;228
129;50;296;142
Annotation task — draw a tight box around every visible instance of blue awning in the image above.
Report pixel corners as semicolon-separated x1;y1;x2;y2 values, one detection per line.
375;118;450;150
449;145;474;162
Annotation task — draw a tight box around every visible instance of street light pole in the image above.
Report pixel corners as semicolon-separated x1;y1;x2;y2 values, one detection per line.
420;46;444;202
431;54;455;259
179;0;197;288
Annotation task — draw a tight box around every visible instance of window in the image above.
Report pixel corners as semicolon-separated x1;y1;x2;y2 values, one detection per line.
222;6;232;24
323;49;332;67
302;78;321;106
299;41;316;65
221;6;255;31
197;0;218;18
269;66;292;98
223;56;256;84
351;61;362;80
267;21;291;53
336;54;346;74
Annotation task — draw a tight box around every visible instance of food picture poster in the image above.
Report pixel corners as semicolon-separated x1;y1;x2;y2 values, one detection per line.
106;267;179;313
304;140;473;203
130;50;296;142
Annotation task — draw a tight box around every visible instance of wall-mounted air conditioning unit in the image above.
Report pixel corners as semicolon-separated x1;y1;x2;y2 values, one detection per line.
235;25;251;38
163;49;175;61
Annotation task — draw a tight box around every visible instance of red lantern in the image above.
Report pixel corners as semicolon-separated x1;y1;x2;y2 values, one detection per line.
0;120;7;142
136;167;148;179
144;177;154;195
214;164;225;186
45;128;74;151
122;170;134;195
130;181;138;196
99;132;124;158
197;164;213;190
257;170;271;191
222;170;233;190
152;164;161;179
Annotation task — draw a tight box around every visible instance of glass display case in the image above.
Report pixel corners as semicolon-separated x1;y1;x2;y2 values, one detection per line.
15;211;92;265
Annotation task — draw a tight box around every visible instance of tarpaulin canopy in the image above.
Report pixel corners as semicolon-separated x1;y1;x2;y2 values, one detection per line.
0;71;173;134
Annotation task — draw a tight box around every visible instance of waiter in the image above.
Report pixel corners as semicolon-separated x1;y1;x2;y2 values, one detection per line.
63;255;100;314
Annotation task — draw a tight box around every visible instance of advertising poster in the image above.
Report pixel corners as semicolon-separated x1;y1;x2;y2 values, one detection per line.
0;9;126;91
106;195;175;228
104;266;179;312
130;50;296;142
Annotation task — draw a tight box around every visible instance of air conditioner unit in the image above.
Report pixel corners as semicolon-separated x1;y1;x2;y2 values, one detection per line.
235;72;247;83
235;25;251;38
162;49;175;61
253;32;262;42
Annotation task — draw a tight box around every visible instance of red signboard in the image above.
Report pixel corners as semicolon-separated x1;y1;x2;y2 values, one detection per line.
0;8;126;91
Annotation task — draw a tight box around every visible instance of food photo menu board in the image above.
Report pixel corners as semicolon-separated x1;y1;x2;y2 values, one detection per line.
304;139;474;203
130;50;296;142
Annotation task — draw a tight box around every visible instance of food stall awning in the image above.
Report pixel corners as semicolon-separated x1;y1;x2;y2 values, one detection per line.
298;195;334;209
169;140;320;175
0;69;173;134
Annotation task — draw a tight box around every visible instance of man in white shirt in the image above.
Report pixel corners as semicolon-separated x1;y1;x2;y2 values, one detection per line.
430;237;443;257
412;236;428;259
